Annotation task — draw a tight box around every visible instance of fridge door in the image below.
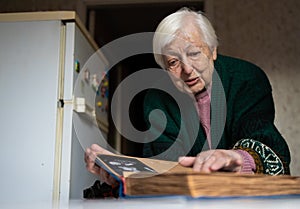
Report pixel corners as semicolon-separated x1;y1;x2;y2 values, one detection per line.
60;22;109;202
0;20;61;204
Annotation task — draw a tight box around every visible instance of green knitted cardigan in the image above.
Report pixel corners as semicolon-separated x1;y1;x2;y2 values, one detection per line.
142;54;291;175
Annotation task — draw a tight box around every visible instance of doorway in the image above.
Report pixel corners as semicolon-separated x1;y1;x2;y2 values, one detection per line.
88;1;204;156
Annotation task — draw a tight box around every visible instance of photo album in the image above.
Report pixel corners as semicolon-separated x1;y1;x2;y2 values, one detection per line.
95;154;300;198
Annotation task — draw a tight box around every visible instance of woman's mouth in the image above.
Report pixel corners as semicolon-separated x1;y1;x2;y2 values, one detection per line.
185;77;199;86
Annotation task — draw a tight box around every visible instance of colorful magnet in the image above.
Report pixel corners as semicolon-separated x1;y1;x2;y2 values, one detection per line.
97;101;102;107
75;60;80;73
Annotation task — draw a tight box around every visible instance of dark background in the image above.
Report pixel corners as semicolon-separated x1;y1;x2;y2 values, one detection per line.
89;2;204;156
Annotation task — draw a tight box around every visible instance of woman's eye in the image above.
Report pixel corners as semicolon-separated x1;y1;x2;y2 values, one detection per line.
168;59;179;67
188;51;201;57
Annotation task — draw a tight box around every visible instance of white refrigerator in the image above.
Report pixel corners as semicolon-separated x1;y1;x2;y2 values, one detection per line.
0;11;109;207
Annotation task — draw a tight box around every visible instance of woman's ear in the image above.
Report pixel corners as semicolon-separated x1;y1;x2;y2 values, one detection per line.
213;47;217;60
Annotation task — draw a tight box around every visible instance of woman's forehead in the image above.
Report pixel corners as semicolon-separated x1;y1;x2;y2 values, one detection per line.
163;35;205;52
177;23;204;41
164;28;204;49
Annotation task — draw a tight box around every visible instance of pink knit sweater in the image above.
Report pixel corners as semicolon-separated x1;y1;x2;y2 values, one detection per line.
195;89;256;173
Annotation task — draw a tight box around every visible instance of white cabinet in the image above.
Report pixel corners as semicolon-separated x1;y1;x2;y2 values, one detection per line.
0;12;108;207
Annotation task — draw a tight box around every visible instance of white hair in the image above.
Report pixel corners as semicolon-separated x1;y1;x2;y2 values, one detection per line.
153;7;218;69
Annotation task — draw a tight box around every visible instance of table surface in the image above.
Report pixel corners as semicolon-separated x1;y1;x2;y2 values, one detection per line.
1;196;300;209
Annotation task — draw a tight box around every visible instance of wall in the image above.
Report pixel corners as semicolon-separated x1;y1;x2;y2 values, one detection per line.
0;0;86;23
210;0;300;175
0;0;75;12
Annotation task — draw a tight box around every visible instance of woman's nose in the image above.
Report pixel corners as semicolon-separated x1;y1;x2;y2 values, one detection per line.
181;61;194;74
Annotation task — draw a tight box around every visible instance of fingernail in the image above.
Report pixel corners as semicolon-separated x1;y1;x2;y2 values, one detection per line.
178;156;184;161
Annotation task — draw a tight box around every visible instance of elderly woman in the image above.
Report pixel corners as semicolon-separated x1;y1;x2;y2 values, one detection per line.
142;7;290;175
85;7;290;188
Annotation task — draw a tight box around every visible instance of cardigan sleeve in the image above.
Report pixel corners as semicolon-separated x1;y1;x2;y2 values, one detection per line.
228;61;291;175
142;88;203;161
142;88;181;161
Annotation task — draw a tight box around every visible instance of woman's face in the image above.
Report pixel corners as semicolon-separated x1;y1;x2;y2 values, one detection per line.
162;23;217;95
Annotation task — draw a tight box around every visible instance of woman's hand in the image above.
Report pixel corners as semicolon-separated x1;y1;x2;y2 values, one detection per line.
179;149;243;173
84;144;118;186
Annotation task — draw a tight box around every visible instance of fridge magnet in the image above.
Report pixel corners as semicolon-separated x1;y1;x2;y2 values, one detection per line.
75;60;80;73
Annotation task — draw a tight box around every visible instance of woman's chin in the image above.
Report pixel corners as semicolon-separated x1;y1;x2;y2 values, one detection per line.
190;84;205;95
